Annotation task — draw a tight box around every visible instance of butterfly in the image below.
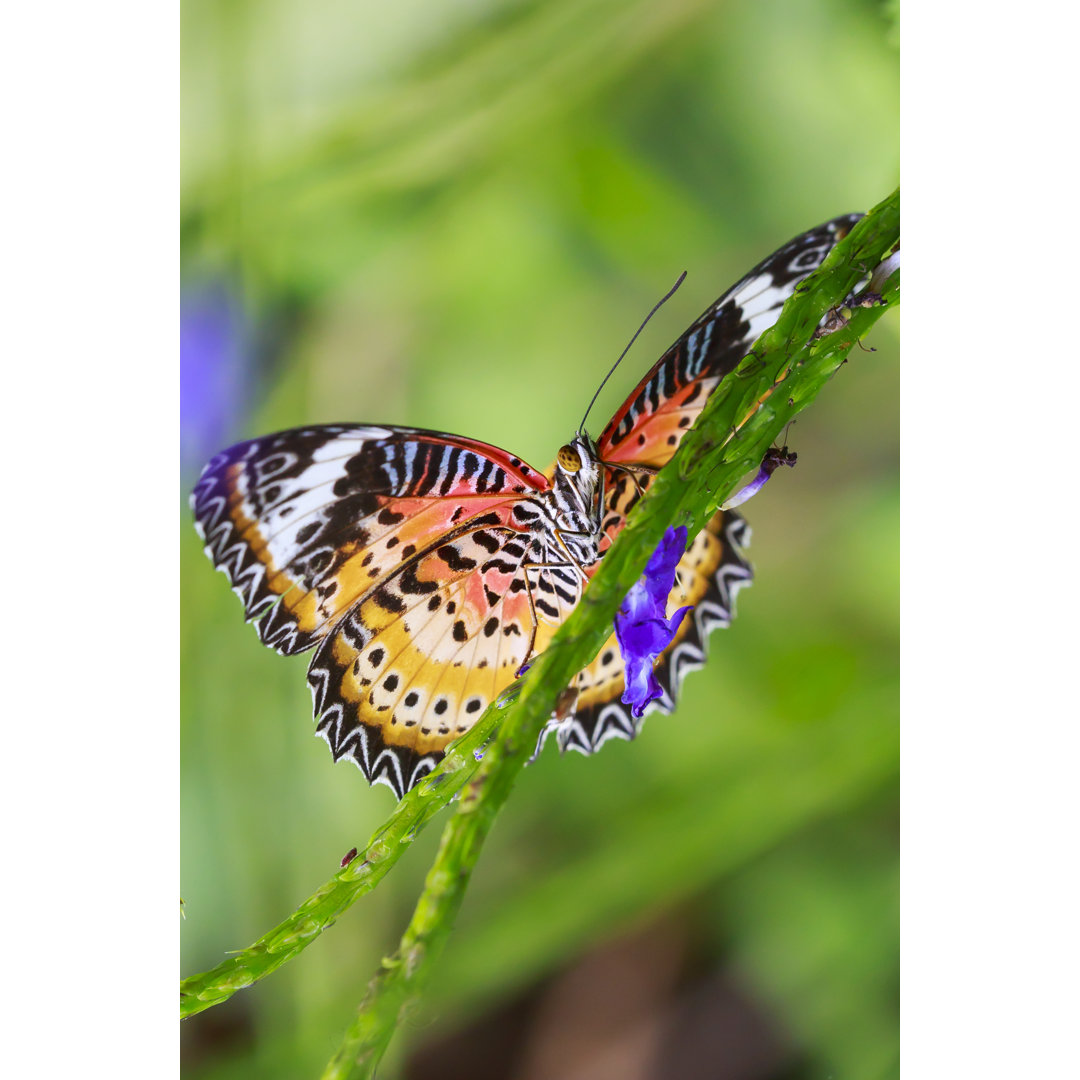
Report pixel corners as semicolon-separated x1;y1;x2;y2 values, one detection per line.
191;214;861;798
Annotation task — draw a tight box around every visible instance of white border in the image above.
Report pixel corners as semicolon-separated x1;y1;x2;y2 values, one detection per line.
3;3;176;1072
904;6;1077;1078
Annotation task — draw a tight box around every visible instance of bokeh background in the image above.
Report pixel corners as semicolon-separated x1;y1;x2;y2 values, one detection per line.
180;1;899;1077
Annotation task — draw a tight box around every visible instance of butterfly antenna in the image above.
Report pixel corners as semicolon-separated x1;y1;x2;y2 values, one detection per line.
578;270;687;435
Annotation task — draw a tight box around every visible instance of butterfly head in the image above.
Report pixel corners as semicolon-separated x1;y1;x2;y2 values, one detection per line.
556;433;599;474
553;434;603;521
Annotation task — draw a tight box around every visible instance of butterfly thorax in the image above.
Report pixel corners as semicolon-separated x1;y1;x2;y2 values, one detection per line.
535;433;605;574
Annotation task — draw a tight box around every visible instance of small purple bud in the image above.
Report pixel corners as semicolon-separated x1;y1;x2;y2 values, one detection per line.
721;446;797;510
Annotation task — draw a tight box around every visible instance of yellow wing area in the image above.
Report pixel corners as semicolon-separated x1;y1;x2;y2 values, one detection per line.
306;510;581;796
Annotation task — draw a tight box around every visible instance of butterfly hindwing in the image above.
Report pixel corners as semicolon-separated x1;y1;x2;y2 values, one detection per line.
307;516;570;797
547;510;751;754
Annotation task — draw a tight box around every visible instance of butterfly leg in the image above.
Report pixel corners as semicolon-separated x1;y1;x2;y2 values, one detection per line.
516;521;608;678
602;460;659;500
516;552;585;676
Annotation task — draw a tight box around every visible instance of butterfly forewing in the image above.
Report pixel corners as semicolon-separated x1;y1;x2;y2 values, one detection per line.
597;214;862;469
192;425;548;654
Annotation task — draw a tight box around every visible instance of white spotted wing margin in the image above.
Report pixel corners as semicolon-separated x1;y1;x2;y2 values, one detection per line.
537;512;753;759
308;662;441;799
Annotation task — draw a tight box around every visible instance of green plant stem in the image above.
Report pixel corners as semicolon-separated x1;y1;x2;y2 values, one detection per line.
180;704;502;1018
321;191;900;1077
321;767;501;1078
181;189;899;1028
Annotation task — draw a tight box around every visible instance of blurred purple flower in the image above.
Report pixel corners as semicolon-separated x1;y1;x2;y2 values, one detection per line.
180;282;250;475
721;446;797;510
615;525;693;719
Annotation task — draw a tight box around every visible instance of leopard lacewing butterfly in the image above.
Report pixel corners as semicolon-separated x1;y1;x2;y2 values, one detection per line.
192;214;860;797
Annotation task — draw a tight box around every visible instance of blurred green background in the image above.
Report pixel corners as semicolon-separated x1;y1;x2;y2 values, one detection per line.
180;1;898;1077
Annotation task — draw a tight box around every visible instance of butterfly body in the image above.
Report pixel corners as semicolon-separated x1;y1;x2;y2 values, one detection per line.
192;214;861;797
537;434;607;572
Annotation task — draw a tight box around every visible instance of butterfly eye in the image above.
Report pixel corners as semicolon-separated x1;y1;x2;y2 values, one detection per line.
557;444;581;472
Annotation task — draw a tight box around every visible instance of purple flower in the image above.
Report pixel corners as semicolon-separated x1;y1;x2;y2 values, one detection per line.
180;281;251;476
615;526;693;718
721;446;797;510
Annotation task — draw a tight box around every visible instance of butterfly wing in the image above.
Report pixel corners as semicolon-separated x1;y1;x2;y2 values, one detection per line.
550;215;861;752
192;424;568;796
305;504;593;797
596;214;862;468
192;423;548;653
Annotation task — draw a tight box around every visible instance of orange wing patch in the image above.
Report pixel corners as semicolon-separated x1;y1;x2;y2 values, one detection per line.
257;493;530;654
